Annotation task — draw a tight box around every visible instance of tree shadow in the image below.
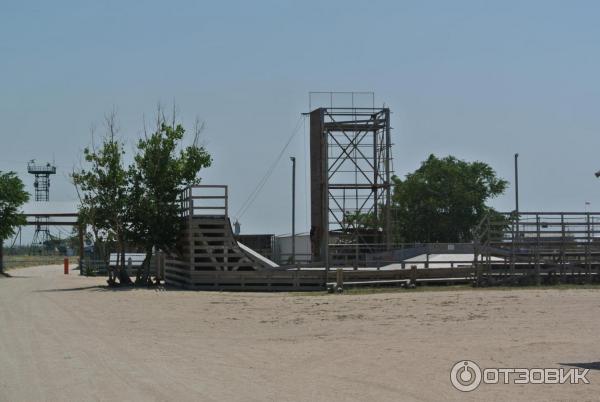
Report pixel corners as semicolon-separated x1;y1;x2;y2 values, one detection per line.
560;362;600;371
0;273;30;279
36;284;166;292
36;284;130;292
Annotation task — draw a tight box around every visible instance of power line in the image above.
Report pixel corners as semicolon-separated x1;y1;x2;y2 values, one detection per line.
235;116;303;220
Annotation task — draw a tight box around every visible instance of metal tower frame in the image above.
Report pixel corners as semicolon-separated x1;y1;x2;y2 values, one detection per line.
27;160;56;246
309;107;393;266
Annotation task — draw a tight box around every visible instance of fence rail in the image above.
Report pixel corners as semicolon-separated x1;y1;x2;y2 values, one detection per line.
3;256;69;270
80;254;164;278
474;211;600;285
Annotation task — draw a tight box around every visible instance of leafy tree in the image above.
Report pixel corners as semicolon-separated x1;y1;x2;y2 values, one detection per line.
72;115;131;285
391;154;507;243
128;117;211;285
0;172;29;273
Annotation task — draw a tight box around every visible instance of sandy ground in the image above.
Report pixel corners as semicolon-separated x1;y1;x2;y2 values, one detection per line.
1;266;600;402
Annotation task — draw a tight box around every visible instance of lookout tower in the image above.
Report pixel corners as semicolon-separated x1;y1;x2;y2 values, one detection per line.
27;160;56;246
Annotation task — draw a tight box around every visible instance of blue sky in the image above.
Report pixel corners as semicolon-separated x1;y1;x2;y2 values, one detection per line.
2;0;600;240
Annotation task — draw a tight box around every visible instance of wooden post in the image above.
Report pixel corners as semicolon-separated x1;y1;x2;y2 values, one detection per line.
586;212;591;283
63;258;69;275
410;265;417;286
486;215;491;275
159;252;165;281
336;268;344;291
535;214;541;286
560;213;565;282
78;224;84;276
510;218;516;279
189;188;194;274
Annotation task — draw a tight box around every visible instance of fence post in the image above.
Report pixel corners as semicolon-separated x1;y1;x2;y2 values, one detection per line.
160;252;165;281
410;265;417;286
84;256;90;276
78;223;84;276
535;214;541;286
336;268;344;292
586;212;591;284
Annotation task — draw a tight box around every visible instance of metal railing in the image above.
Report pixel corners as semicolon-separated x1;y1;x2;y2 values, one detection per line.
474;211;600;284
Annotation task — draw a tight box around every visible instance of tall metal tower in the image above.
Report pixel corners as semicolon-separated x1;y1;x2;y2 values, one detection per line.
27;160;56;246
307;92;393;266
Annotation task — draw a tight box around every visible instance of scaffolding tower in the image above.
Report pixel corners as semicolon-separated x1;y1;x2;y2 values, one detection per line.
27;160;56;246
308;94;393;267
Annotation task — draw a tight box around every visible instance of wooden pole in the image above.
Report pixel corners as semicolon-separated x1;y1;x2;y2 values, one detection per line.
78;224;84;276
336;268;343;291
291;157;296;266
410;265;417;286
535;214;541;286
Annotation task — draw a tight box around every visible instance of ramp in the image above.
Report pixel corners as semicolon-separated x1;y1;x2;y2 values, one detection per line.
238;242;279;268
165;186;279;288
181;215;277;271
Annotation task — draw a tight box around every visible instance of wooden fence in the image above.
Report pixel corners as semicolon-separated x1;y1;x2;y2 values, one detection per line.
164;259;477;291
165;258;600;291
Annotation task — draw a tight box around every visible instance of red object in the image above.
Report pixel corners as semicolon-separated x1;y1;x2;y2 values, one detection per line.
64;258;69;275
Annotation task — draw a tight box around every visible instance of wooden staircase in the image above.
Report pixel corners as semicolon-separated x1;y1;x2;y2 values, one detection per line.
165;185;277;288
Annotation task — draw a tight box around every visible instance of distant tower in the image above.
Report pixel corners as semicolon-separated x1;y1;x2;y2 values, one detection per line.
27;160;56;246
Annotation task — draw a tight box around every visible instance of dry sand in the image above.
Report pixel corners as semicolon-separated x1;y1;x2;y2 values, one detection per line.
1;265;600;401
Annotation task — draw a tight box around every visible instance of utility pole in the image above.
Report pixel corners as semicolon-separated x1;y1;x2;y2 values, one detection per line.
514;153;519;216
290;157;296;266
512;153;520;277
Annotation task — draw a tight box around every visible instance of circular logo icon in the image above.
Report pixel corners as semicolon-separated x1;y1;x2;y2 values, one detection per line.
451;360;482;392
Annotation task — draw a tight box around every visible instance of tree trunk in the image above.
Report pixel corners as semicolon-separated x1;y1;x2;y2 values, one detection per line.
0;239;4;275
109;233;132;286
96;237;113;283
143;247;152;286
120;244;126;279
136;246;153;286
116;235;132;286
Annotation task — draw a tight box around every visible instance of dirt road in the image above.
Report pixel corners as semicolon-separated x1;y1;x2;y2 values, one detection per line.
1;265;599;401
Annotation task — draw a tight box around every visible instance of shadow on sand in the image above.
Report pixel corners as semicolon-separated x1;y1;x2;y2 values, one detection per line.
560;362;600;371
0;272;32;279
36;284;167;293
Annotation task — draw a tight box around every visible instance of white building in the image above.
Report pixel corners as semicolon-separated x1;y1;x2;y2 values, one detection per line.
273;232;312;265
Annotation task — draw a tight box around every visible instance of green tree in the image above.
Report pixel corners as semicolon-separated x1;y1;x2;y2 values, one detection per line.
72;115;131;285
0;172;29;273
391;154;507;243
128;117;211;285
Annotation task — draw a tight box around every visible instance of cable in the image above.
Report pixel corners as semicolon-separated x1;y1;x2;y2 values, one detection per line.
235;116;303;220
235;116;303;219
